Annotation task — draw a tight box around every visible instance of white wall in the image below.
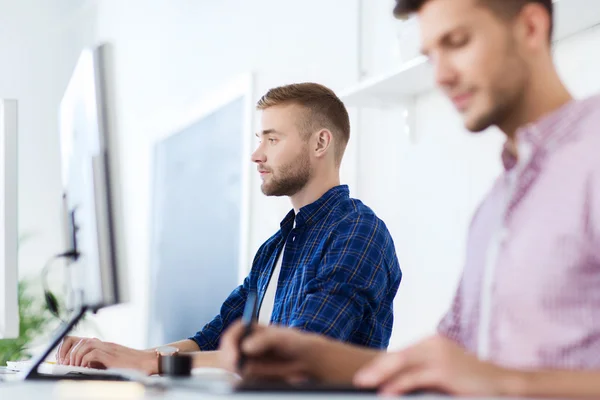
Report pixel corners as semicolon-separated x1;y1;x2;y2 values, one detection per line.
352;104;503;349
1;0;95;283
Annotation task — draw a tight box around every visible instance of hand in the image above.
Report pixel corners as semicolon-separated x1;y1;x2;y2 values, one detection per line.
219;321;320;382
354;335;512;396
56;336;157;375
220;320;380;383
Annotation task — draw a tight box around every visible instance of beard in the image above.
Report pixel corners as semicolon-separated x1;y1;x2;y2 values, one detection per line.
465;84;527;133
261;150;312;197
464;38;531;133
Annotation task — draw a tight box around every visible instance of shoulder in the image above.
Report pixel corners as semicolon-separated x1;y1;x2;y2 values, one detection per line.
565;95;600;164
548;96;600;184
325;198;395;250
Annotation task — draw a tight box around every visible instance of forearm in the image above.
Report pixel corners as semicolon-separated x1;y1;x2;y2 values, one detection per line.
141;339;201;374
502;369;600;398
190;351;222;369
163;339;201;352
159;341;221;368
309;336;381;383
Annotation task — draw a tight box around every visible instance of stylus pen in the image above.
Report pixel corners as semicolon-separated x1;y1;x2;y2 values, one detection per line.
238;291;258;371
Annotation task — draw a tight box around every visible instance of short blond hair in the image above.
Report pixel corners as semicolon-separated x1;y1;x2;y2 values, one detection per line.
257;82;350;165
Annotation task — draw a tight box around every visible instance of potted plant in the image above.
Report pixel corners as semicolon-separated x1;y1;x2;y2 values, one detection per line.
0;280;54;366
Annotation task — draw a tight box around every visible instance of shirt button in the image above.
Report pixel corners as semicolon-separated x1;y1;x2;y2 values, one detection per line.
292;236;296;241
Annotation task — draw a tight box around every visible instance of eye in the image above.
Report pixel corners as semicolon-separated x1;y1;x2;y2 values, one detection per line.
268;138;277;144
448;33;469;48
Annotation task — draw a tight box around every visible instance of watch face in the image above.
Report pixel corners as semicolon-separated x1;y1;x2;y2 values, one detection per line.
157;345;179;356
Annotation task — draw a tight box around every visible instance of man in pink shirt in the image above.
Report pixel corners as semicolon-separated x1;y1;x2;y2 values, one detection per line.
219;0;600;397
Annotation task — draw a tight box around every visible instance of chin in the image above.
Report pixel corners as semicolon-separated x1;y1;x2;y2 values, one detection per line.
464;113;493;133
465;123;488;133
261;184;280;197
261;184;272;196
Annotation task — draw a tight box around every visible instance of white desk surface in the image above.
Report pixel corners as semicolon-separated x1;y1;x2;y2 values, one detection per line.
0;380;544;400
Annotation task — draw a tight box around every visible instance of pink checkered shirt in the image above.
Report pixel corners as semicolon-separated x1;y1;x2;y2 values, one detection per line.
438;95;600;370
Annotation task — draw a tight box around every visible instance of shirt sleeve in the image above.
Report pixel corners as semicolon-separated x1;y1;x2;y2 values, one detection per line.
437;196;488;349
287;214;401;348
188;276;250;351
589;166;600;261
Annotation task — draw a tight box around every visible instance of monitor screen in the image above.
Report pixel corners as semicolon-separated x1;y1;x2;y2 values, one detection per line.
59;44;128;311
0;99;19;339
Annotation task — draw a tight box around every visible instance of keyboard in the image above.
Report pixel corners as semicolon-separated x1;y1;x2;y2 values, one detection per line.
43;363;128;377
6;361;131;381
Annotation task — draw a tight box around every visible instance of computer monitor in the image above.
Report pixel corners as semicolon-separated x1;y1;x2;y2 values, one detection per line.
0;99;18;339
21;43;129;380
59;43;128;311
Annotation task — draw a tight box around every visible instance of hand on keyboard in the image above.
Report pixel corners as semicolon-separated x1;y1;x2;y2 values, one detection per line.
57;336;157;375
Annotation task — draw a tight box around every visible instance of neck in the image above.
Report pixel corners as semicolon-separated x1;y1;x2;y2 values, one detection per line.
500;63;573;156
289;169;341;213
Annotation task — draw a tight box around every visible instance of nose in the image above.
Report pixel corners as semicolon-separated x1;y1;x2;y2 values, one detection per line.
252;142;266;164
432;54;457;89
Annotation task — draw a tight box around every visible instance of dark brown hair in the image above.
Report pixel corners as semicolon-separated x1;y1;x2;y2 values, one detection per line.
257;83;350;165
393;0;553;40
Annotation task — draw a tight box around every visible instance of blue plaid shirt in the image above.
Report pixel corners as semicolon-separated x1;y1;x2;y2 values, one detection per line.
189;185;401;350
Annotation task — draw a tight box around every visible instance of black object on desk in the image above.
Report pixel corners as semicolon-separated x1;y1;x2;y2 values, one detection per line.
237;291;258;371
160;354;193;377
27;372;129;381
235;379;377;394
235;379;446;396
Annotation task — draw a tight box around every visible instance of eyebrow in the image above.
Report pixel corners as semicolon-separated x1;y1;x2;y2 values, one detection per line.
420;26;468;57
255;129;281;138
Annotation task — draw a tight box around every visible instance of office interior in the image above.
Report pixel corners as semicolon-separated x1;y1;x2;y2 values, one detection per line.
2;0;600;386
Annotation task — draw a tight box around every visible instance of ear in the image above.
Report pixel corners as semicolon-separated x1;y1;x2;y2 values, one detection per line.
517;3;552;51
313;129;333;159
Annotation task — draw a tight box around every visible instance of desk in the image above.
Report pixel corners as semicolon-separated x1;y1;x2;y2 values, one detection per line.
0;380;542;400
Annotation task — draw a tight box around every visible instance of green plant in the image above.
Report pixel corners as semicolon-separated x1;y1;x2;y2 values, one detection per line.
0;280;54;366
1;234;102;366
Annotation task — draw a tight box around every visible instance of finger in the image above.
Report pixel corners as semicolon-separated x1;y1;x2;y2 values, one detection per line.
69;339;86;366
242;326;287;356
243;360;305;381
73;339;102;367
58;337;77;364
87;360;107;370
219;320;244;370
67;339;84;366
379;368;440;396
354;337;436;388
69;339;95;366
287;373;310;384
56;341;63;363
354;352;408;387
81;349;110;369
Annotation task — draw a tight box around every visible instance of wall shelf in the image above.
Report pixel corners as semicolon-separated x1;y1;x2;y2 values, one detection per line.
339;56;434;107
340;0;600;108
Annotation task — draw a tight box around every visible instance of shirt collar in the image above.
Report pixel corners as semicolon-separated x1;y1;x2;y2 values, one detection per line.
500;96;593;171
279;185;350;234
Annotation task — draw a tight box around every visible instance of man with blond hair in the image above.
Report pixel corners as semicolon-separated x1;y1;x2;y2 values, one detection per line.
56;82;402;374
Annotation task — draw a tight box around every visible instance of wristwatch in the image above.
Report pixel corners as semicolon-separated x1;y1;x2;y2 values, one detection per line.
155;345;179;375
